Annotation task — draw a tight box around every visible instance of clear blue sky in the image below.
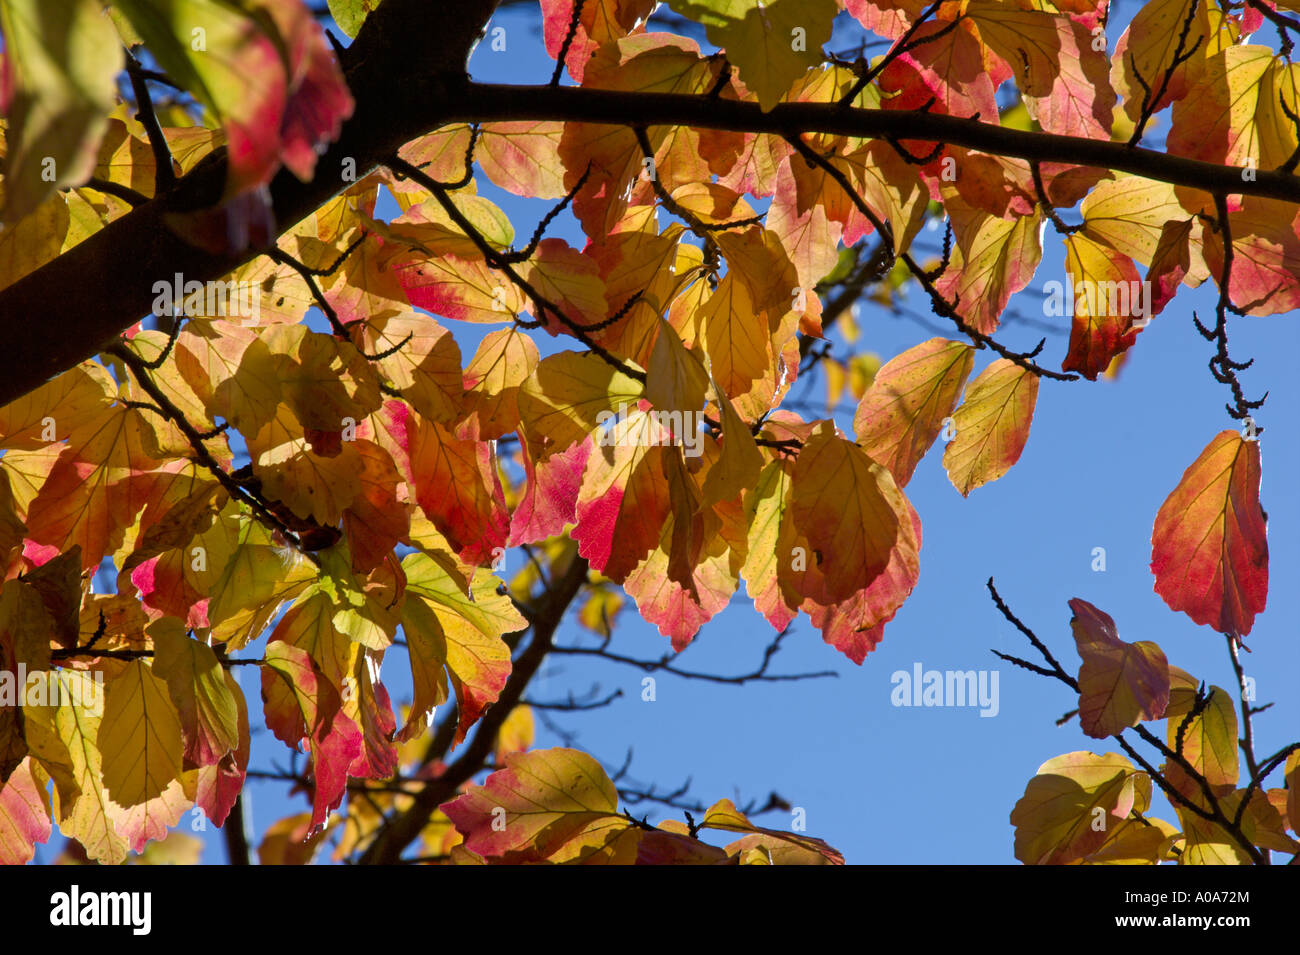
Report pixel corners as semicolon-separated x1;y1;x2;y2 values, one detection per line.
55;1;1298;864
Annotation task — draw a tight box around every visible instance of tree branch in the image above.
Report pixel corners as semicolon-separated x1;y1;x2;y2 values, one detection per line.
6;30;1294;406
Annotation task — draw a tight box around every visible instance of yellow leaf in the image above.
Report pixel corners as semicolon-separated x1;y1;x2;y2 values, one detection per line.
100;660;185;807
942;359;1038;496
1010;751;1150;864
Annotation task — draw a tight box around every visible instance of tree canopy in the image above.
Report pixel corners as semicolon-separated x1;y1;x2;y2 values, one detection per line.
0;0;1296;866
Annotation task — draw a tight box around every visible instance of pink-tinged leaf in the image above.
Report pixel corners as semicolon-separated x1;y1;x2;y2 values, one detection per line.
1203;196;1300;316
105;778;189;854
790;425;903;604
261;0;355;181
572;413;675;582
802;501;922;664
308;705;362;833
479;122;568;199
0;757;50;865
341;439;410;575
262;640;330;748
854;338;975;487
390;231;526;324
879;16;1001;122
622;523;737;651
1061;231;1145;380
193;671;250;828
24;405;164;572
441;747;623;860
843;0;932;41
399;552;526;744
1150;431;1268;639
1069;598;1171;738
509;434;592;546
264;619;362;831
767;155;843;293
935;192;1044;335
523;238;610;336
1147;219;1194;316
114;0;351;196
702;798;845;864
152;627;240;767
541;0;657;84
344;650;398;780
968;2;1115;139
409;417;509;567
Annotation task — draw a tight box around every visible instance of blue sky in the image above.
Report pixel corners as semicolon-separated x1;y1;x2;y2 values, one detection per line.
44;0;1298;864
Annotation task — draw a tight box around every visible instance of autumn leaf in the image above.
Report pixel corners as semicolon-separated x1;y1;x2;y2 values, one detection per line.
854;338;974;487
99;659;186;808
517;350;645;456
1112;0;1235;125
1166;685;1239;789
934;193;1043;335
790;424;906;605
1069;598;1171;738
702;798;844;864
441;747;626;860
1011;751;1151;865
967;1;1115;139
408;415;509;567
112;0;352;195
1061;231;1145;381
0;757;50;865
399;551;528;744
0;0;121;222
457;327;539;441
1150;431;1268;638
23;669;128;864
327;0;382;38
941;359;1039;496
151;626;241;766
663;0;837;112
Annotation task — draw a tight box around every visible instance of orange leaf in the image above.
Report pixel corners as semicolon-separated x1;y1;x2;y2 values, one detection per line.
855;337;974;487
790;424;903;605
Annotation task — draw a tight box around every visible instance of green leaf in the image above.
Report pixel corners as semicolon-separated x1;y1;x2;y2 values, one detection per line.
326;0;382;38
0;0;121;222
663;0;837;111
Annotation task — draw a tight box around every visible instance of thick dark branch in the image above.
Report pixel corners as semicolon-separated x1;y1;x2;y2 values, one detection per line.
7;40;1297;406
0;0;501;408
223;795;252;866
